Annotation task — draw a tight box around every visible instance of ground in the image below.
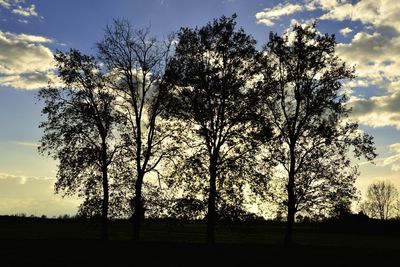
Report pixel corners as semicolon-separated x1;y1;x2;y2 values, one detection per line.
0;218;399;266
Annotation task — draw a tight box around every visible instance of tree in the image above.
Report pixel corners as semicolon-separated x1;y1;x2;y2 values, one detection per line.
97;19;175;241
257;23;376;246
394;199;400;219
169;197;207;220
38;49;125;240
76;153;134;219
361;181;398;220
164;15;264;244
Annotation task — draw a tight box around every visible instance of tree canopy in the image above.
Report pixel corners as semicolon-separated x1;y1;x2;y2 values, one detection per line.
97;19;177;240
362;181;398;220
37;17;378;246
38;49;127;239
256;23;376;245
164;14;267;244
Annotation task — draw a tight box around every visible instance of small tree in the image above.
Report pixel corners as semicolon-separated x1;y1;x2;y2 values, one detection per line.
169;197;207;220
361;181;398;220
38;49;124;240
164;15;263;244
257;23;376;246
97;19;176;240
394;199;400;219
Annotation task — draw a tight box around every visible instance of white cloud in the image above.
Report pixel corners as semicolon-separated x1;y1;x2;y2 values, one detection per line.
319;3;354;21
0;172;79;216
12;141;39;148
321;1;400;130
349;91;400;129
0;31;55;90
336;31;400;81
255;1;400;130
254;1;400;131
319;0;400;30
17;18;28;24
0;73;55;89
306;0;343;11
10;32;53;43
12;4;37;17
378;144;400;171
0;171;53;184
0;1;41;22
339;27;353;36
344;79;370;88
255;0;345;26
0;0;10;8
338;29;400;129
256;3;304;26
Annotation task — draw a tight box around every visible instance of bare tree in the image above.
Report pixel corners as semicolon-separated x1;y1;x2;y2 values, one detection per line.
97;19;175;241
361;181;398;220
257;23;376;246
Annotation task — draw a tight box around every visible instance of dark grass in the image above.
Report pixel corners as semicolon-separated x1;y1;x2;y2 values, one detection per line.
1;218;399;266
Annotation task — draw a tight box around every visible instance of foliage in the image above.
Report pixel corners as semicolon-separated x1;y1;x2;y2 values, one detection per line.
168;197;207;220
38;49;128;239
164;14;268;243
256;23;376;245
36;17;382;245
97;19;177;240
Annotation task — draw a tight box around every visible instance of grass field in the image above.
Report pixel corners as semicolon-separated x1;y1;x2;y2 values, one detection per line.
0;218;399;266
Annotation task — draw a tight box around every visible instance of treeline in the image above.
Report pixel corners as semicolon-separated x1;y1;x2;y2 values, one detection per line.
6;214;400;237
38;15;376;246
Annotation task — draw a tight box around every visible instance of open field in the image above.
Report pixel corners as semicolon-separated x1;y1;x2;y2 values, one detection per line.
1;218;399;266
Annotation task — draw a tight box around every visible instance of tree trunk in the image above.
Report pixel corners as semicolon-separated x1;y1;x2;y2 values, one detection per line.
206;156;217;245
284;146;296;247
101;145;109;241
284;183;295;246
133;170;144;241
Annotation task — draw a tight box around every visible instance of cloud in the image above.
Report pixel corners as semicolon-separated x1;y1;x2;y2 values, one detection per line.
257;0;400;31
12;4;37;17
12;141;39;148
12;33;53;43
0;0;10;8
339;27;353;36
337;29;400;129
349;91;400;129
306;0;343;11
17;18;28;24
303;0;400;130
377;143;400;171
0;1;41;23
255;3;304;26
0;172;79;216
319;0;400;31
0;31;55;90
255;1;400;131
0;171;52;185
255;0;345;26
336;31;400;82
0;73;54;89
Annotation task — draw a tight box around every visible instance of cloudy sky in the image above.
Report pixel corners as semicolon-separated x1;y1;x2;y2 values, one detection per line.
0;0;399;216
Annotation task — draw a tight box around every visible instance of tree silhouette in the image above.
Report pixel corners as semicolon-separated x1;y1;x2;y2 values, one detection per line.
38;50;125;240
361;181;398;220
164;15;263;244
97;19;176;241
169;197;207;220
76;147;134;219
257;23;376;246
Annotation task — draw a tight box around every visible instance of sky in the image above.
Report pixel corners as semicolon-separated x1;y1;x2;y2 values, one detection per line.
0;0;399;216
